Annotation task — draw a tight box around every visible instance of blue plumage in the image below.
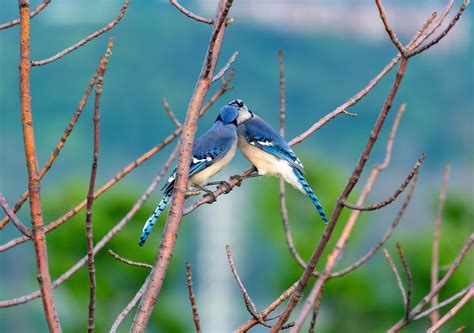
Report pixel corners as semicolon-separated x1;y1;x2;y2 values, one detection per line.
232;99;328;223
139;105;239;246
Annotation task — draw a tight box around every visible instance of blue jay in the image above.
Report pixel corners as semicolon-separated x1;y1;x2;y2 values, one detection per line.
231;99;328;223
139;104;240;246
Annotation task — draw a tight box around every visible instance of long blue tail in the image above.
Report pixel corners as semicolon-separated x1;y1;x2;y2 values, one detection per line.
139;195;171;246
293;168;328;223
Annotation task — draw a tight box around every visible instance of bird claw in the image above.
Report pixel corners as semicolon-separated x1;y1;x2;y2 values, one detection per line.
230;174;243;187
217;181;232;193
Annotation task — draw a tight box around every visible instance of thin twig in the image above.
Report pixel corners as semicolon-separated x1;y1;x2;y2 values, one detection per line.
388;234;474;332
414;284;473;321
0;53;103;229
331;172;418;279
430;164;451;325
31;0;129;66
110;278;149;333
278;49;286;137
0;0;50;30
235;282;297;332
18;1;61;330
427;287;474;333
0;71;234;252
85;41;113;332
343;156;422;211
186;262;201;333
308;286;324;333
212;51;238;83
0;194;31;237
226;245;269;328
108;249;152;269
170;0;213;24
273;56;410;333
384;248;407;307
375;0;407;55
410;0;470;57
162;98;182;127
396;243;413;320
0;145;178;308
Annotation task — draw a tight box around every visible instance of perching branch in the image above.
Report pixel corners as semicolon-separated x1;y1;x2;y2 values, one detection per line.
430;164;451;325
31;0;129;66
18;0;61;330
0;71;234;252
186;262;201;333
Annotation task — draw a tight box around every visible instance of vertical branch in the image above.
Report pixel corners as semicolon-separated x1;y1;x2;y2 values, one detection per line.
131;1;233;330
430;164;451;325
186;262;201;333
396;243;413;320
85;39;113;332
278;50;286;137
18;0;61;331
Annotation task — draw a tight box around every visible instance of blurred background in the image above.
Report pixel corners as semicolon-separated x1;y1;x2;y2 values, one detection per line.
0;0;472;332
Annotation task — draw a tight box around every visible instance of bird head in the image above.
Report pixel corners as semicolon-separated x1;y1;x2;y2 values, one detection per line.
216;103;240;125
227;99;253;124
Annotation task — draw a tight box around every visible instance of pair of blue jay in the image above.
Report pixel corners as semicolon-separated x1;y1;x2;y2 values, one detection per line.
139;99;327;246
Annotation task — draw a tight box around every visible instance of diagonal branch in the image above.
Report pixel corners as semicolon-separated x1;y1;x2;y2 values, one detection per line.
343;155;423;211
0;0;50;30
31;0;129;66
212;51;238;83
170;0;213;24
375;0;407;55
396;243;413;320
108;249;152;269
427;287;474;333
162;98;182;128
0;194;31;237
384;248;407;306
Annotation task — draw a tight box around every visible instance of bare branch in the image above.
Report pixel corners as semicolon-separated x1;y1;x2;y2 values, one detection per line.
427;287;474;333
0;50;103;229
85;41;113;331
278;49;286;137
0;0;50;30
170;0;213;24
430;164;451;325
410;0;470;57
108;249;152;269
186;262;201;333
414;284;473;321
343;155;423;211
0;194;31;237
384;248;407;308
0;70;234;252
212;51;238;83
375;0;407;55
31;0;129;66
331;172;418;278
110;278;149;333
162;98;182;127
18;0;61;330
395;243;413;320
0;144;178;308
272;56;410;332
226;245;269;328
132;1;234;329
308;286;324;333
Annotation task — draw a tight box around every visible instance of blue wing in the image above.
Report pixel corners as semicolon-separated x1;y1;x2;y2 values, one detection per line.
238;116;304;173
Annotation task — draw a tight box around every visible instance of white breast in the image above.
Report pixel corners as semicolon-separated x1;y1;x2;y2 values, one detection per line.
238;134;305;193
189;141;238;186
